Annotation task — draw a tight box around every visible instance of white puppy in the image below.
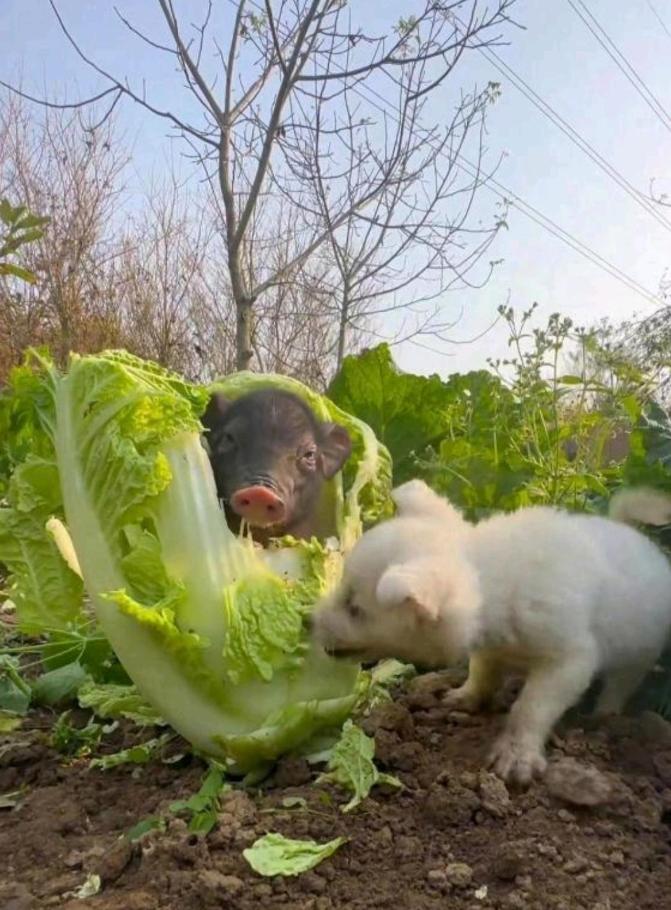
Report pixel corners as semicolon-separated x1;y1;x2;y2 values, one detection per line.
313;480;671;785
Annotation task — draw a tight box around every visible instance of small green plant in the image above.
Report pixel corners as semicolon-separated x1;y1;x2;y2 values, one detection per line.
329;313;640;520
483;303;628;510
168;764;229;835
51;711;104;757
0;199;49;284
126;762;229;841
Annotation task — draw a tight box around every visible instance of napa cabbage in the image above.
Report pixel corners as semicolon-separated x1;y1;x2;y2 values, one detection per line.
0;351;392;771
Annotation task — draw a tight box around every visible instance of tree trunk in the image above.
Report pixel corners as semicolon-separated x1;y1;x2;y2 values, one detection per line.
236;298;253;371
335;287;350;371
227;235;254;371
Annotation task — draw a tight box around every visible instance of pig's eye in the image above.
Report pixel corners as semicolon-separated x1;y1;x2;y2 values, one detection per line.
218;431;236;452
300;447;318;467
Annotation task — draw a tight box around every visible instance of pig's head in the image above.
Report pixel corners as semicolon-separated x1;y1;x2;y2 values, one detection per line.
201;388;352;540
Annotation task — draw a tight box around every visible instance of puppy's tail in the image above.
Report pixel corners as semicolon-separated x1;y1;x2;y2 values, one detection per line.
392;479;469;534
609;487;671;527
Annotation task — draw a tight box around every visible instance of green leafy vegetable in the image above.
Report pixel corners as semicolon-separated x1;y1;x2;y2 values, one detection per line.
90;733;173;770
51;711;103;757
363;659;416;710
32;661;89;706
169;764;229;835
318;720;402;812
38;624;125;685
126;815;166;842
78;681;165;727
328;343;459;483
243;832;347;877
0;655;31;715
0;352;390;771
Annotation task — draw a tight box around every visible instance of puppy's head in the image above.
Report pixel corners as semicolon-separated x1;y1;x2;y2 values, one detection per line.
312;516;480;667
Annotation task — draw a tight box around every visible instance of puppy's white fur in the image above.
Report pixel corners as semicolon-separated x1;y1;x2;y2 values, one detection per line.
313;481;671;785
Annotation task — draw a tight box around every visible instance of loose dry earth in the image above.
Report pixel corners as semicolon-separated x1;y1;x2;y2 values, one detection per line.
2;670;671;910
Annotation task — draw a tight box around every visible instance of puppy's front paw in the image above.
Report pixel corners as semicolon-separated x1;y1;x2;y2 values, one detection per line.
488;734;547;787
443;684;483;714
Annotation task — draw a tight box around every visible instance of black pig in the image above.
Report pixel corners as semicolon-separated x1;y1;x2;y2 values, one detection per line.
201;388;351;542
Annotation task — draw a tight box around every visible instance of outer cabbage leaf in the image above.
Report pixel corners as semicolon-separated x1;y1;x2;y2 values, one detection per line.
0;457;85;631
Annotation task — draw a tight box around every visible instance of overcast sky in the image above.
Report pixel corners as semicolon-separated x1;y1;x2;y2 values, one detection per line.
2;0;670;377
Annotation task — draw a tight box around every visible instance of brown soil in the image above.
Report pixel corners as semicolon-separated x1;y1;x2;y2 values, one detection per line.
2;671;671;910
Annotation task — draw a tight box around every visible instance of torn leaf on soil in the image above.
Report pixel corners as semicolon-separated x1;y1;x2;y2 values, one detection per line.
243;832;347;877
90;732;173;770
317;720;402;812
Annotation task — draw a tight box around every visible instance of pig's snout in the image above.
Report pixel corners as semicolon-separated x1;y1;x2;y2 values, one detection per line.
230;485;286;527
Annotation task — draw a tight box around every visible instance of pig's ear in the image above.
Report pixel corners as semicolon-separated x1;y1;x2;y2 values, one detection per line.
319;423;352;479
375;563;440;622
201;393;232;432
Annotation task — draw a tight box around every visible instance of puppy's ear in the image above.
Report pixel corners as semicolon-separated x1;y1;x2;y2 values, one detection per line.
376;562;440;622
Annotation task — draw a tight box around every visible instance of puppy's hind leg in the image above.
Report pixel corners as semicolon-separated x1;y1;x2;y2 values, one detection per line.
594;661;653;717
488;648;598;786
444;651;504;713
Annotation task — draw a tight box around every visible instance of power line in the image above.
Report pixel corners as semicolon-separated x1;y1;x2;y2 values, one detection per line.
456;155;660;304
342;72;661;305
646;0;671;40
221;0;661;306
469;40;671;234
333;68;662;305
567;0;671;134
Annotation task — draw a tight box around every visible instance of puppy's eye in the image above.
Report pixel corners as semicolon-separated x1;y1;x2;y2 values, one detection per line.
346;601;363;620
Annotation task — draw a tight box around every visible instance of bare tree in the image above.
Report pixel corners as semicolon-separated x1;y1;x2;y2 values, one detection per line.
299;69;505;369
116;178;219;377
250;231;341;388
0;94;129;374
0;92;363;386
193;213;349;388
3;0;515;370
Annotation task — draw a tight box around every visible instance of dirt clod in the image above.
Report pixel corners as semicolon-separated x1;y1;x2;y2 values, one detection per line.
545;758;613;806
273;756;313;788
361;702;415;740
423;778;480;827
493;842;528;880
444;862;474;887
478;769;511;817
